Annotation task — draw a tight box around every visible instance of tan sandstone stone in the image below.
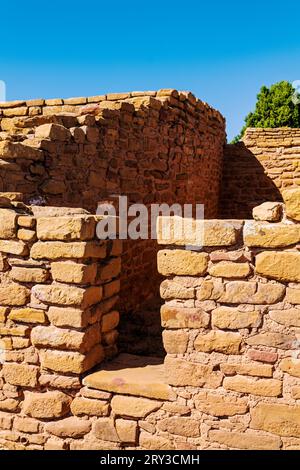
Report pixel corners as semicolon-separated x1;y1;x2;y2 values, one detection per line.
162;330;189;354
32;284;102;308
0;209;17;238
223;375;282;397
157;249;208;276
23;391;71;419
220;362;273;377
269;308;300;326
36;216;95;241
160;305;210;328
212;306;260;329
256;251;300;282
244;221;300;247
252;202;282;222
283;188;300;221
40;345;104;374
208;261;251;278
2;363;39;387
286;287;300;304
246;332;295;349
45;417;91;438
194;330;242;354
9;307;46;324
157;417;200;437
194;391;248;416
70;397;109;417
31;241;106;260
115;419;137;443
164;356;222;388
51;261;97;284
111;395;161;418
280;358;300;378
251;403;300;437
10;266;49;283
0;284;30;306
31;324;100;353
209;430;281;450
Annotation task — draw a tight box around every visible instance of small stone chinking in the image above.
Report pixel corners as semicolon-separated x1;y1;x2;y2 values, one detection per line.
0;189;298;450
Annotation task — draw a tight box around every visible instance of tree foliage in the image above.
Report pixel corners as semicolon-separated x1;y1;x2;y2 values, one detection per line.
232;81;300;143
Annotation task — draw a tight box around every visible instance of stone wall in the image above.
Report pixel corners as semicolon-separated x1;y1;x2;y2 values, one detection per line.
220;128;300;218
0;90;225;355
0;190;299;450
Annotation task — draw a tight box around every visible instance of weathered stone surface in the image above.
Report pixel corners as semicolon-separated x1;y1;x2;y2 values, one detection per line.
209;430;281;450
98;258;121;281
194;391;248;416
269;308;300;326
36;216;95;241
157;417;199;437
2;363;39;387
51;261;97;284
9;307;46;324
83;353;175;401
212;306;260;329
223;375;282;396
157;217;242;246
111;395;161;418
17;229;36;242
208;261;251;278
31;324;100;353
115;419;137;443
0;284;30;306
23;391;71;418
160;279;194;299
70;397;109;417
256;251;300;282
0;325;29;336
45;417;91;438
280;358;300;378
162;330;189;353
219;281;285;304
194;330;242;354
157;249;208;276
164;356;223;388
0;306;9;322
13;417;39;433
31;241;106;260
140;432;175;450
0;240;28;256
32;284;102;308
0;141;42;160
35;123;71;141
93;419;119;442
247;349;278;363
47;306;91;328
220;362;273;377
102;310;119;332
10;266;49;283
0;209;17;238
40;345;104;374
251;403;300;437
283;188;300;221
252;202;283;222
160;304;210;328
244;221;300;247
39;373;81;390
246;332;295;349
0;399;20;412
286;287;300;304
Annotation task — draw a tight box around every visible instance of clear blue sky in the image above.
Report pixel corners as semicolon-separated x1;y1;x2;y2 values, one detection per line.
1;0;300;140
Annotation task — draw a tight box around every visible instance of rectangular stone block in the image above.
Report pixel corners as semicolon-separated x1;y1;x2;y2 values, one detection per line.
2;363;39;387
31;241;106;259
10;266;49;283
223;375;282;396
194;391;248;417
40;345;104;374
36;216;96;241
70;397;109;417
209;430;281;450
0;240;28;256
8;307;46;324
0;209;17;239
251;403;300;437
31;324;100;353
212;306;260;329
256;251;300;282
47;306;92;328
157;249;208;276
164;356;222;388
194;330;242;354
32;284;102;308
244;221;300;247
51;261;97;284
160;305;210;328
0;284;30;306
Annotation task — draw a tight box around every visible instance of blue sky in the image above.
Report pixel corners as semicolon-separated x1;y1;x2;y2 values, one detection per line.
1;0;300;139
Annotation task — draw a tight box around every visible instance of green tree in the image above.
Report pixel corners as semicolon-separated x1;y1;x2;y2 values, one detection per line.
232;81;300;143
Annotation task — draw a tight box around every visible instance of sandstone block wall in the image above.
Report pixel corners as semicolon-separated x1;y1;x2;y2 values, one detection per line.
0;90;225;354
220;128;300;218
0;197;121;450
154;196;300;450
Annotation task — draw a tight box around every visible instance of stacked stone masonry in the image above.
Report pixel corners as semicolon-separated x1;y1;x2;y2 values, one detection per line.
0;189;299;450
0;90;225;355
221;128;300;218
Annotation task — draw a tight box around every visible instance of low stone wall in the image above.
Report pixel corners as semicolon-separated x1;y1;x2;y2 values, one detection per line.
0;195;121;449
220;128;300;218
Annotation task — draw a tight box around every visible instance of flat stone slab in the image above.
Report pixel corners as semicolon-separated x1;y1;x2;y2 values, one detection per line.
83;353;175;401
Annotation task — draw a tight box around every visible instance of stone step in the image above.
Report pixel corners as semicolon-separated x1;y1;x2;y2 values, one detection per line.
83;353;175;401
